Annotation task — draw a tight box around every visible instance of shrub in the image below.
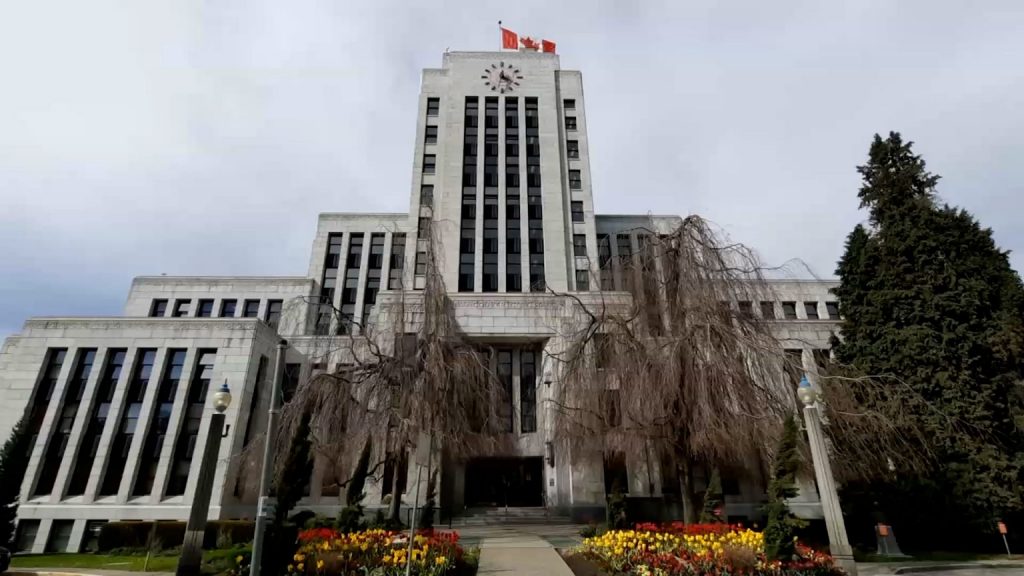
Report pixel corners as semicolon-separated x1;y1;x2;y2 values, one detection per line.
204;521;255;549
579;524;598;538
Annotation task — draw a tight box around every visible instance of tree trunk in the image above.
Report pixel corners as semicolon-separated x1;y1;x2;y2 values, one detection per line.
678;457;698;524
387;456;402;523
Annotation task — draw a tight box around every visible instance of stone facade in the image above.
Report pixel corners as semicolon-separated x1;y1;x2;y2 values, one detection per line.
0;50;842;552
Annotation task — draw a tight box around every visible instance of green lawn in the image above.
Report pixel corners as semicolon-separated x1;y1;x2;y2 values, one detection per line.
10;553;180;572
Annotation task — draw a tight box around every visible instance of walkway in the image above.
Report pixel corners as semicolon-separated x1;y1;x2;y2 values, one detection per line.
461;524;581;576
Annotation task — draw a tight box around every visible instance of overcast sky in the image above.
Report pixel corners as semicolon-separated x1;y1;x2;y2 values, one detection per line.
1;1;1022;341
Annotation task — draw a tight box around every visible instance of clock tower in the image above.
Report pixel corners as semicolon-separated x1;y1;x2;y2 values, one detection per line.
409;51;597;296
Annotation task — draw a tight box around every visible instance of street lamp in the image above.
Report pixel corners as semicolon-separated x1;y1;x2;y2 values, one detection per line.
177;380;232;576
797;375;857;576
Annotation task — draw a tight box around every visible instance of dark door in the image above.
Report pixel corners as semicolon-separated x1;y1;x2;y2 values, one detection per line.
465;457;544;507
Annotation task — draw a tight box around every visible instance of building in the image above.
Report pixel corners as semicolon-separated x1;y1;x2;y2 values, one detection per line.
0;49;842;553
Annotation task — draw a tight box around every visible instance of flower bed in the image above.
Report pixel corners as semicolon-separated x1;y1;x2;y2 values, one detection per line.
286;528;469;576
575;523;843;576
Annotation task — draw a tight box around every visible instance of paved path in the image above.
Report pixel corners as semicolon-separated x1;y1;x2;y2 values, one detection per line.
461;524;580;576
858;561;1024;576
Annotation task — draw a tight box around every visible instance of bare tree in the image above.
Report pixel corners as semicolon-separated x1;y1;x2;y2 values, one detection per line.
257;231;511;522
548;215;930;521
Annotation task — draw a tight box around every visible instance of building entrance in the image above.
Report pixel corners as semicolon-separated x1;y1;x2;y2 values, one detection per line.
465;457;544;508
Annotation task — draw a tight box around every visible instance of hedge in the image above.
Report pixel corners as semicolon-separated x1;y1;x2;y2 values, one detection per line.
98;520;256;552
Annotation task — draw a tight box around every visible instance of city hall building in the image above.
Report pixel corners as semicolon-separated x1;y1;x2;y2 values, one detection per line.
0;49;841;553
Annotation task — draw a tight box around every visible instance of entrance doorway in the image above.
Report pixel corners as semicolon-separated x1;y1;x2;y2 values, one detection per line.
465;457;544;507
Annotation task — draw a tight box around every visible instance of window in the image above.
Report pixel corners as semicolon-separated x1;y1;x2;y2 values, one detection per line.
265;300;283;328
426;97;439;116
782;302;797;320
813;349;831;370
571;201;585;222
825;301;840;319
804;301;819;320
738;301;753;317
564;98;576;110
424;125;438;144
196;299;214;318
388;233;406;290
569;170;582;189
283;363;302;403
416;251;428;276
598;234;613;290
573;234;587;257
172;299;191;317
418;216;431;237
760;301;775;319
220;299;237;317
521;350;538;433
575;270;590;291
149;299;167;317
565;116;577;130
420;185;433;207
422;154;436;174
497;351;513;433
243;299;260;318
567;140;579;159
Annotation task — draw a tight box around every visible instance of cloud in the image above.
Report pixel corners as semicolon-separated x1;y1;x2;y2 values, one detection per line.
1;0;1022;340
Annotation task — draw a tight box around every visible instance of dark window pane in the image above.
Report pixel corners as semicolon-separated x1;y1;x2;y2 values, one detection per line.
150;299;167;318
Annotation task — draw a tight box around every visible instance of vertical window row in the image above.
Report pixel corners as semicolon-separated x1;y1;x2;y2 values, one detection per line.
497;350;514;433
68;349;125;496
339;234;364;333
617;234;634;292
133;349;186;496
525;97;544;291
166;349;216;496
34;349;95;496
26;348;67;457
506;97;522;292
388;233;406;290
483;97;500;292
520;350;537;433
598;234;614;290
317;233;343;335
361;234;385;327
459;97;479;292
100;349;156;496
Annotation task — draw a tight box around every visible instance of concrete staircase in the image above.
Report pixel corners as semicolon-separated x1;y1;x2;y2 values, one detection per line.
453;506;572;526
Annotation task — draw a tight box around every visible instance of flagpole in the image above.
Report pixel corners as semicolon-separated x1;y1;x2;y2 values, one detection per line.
498;20;502;51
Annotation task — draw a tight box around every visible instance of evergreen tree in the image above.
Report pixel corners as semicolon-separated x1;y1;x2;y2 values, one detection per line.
833;132;1024;533
0;416;31;547
763;415;803;561
700;468;724;523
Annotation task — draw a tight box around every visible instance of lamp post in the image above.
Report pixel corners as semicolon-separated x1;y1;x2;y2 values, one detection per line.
177;381;232;576
797;375;857;576
250;340;288;576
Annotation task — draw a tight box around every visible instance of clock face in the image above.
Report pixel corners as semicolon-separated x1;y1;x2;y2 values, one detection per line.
481;62;523;94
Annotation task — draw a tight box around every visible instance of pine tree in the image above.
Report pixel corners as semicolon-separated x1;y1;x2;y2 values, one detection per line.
700;468;724;523
832;132;1024;532
0;415;31;547
763;415;803;562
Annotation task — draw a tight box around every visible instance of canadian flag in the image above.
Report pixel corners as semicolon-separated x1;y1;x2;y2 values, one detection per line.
501;27;518;50
499;24;556;53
